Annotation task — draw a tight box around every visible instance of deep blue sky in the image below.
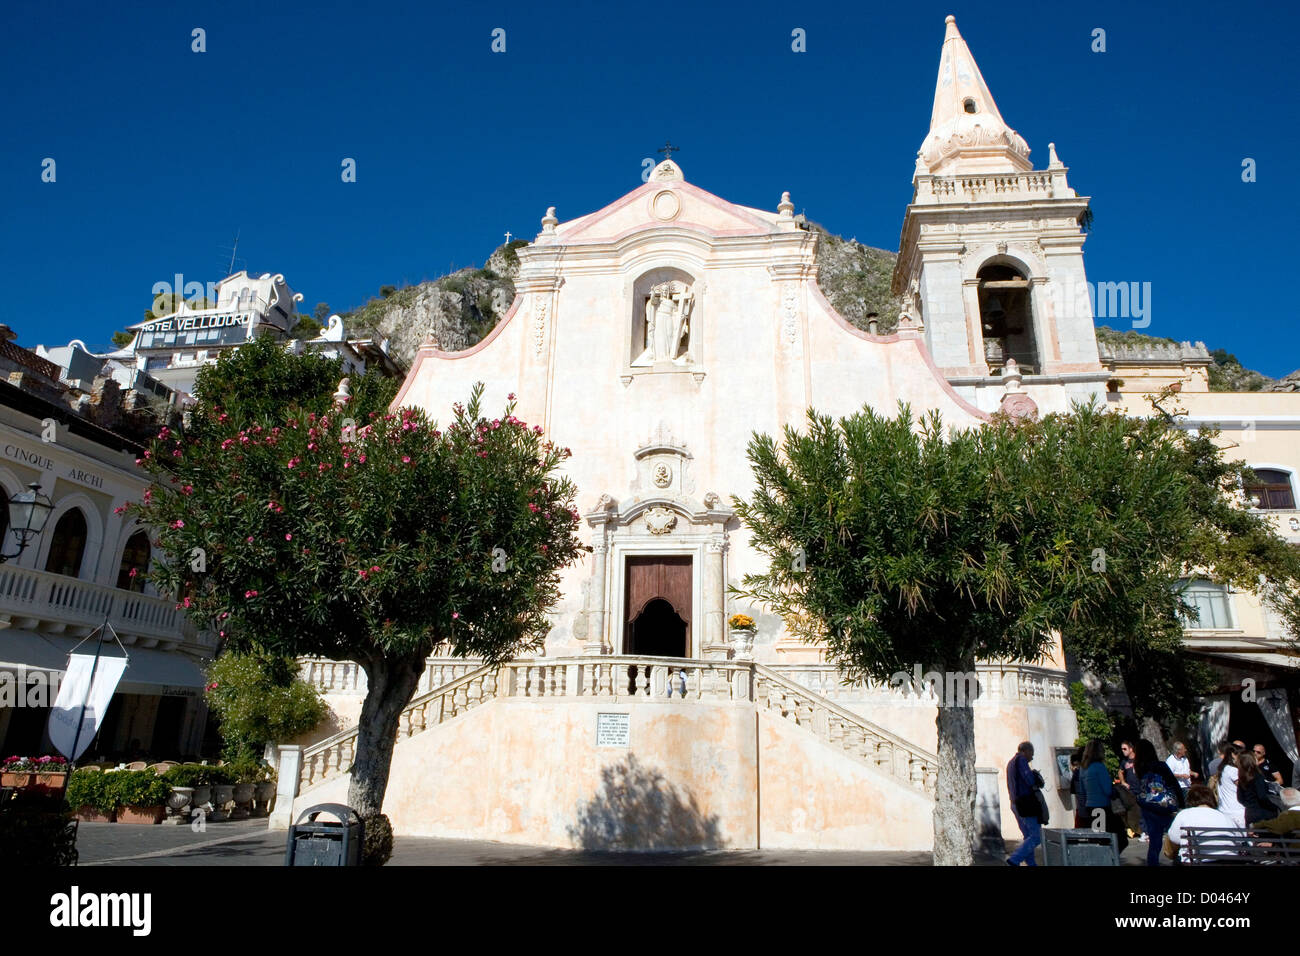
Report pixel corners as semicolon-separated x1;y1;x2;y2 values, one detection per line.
2;0;1296;374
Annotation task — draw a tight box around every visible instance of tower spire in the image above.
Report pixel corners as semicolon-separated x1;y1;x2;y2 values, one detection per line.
918;16;1031;176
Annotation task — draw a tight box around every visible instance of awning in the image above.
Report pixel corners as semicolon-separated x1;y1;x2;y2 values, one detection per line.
0;628;209;696
0;629;76;671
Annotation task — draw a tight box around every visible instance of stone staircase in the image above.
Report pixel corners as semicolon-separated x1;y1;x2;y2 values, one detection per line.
294;656;938;798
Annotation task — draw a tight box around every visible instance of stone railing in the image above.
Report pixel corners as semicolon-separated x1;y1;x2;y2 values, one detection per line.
769;662;1070;708
298;664;500;791
754;665;938;794
1098;340;1210;365
294;656;942;797
918;171;1057;204
298;655;484;696
0;564;199;646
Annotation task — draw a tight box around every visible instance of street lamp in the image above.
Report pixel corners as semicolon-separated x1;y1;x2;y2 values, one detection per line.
0;482;54;563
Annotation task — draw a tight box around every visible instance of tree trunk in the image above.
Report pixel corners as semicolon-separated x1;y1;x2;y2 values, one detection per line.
931;661;977;866
347;652;427;819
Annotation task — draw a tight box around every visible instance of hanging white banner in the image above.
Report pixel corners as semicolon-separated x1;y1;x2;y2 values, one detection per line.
47;653;128;761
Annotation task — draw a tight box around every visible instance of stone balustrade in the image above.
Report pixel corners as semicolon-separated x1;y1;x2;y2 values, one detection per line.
297;655;483;695
916;171;1059;204
768;661;1070;707
0;563;200;647
754;665;939;794
292;655;947;798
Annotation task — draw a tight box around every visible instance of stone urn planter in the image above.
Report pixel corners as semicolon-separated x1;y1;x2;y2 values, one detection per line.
253;781;276;815
165;787;194;824
209;784;235;821
117;804;165;825
728;629;756;660
231;783;256;819
190;784;212;811
73;805;116;823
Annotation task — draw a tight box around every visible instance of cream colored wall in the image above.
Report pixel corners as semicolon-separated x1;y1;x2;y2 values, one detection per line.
292;695;941;851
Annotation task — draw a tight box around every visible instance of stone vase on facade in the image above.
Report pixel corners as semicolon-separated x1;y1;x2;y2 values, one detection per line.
729;629;756;660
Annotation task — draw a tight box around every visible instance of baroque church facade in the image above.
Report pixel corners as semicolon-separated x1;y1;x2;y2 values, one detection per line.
273;18;1162;849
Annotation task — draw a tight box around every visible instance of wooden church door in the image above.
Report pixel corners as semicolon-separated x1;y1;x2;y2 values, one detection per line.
624;555;692;657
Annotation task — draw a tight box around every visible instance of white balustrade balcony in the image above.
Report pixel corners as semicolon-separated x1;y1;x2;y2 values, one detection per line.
0;563;202;649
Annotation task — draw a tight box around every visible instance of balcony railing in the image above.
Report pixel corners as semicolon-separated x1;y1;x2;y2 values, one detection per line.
0;564;200;647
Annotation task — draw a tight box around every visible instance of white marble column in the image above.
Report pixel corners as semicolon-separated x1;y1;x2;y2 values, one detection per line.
584;536;609;655
702;531;728;660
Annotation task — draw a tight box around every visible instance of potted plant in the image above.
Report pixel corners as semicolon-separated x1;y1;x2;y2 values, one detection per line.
208;764;236;821
728;613;757;659
2;755;69;794
65;768;116;823
107;769;171;824
253;764;277;815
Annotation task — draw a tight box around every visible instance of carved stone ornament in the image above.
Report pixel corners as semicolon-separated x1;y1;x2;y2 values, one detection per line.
653;463;672;487
643;507;678;535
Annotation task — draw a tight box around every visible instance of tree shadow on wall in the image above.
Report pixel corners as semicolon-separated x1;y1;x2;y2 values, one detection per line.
568;755;725;852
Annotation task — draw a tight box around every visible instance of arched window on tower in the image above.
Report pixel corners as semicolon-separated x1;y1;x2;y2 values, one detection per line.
44;508;88;578
116;530;151;592
1244;469;1296;510
978;264;1039;375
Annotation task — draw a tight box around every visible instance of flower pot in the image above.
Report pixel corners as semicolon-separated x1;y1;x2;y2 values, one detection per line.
166;787;193;824
253;780;276;815
74;805;116;823
1;772;31;788
191;784;212;808
116;804;165;824
231;782;255;819
31;772;68;795
729;630;756;660
209;784;235;821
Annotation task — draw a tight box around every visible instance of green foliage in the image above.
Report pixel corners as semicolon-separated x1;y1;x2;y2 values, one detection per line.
362;812;394;866
1093;326;1176;348
160;764;206;788
313;303;332;323
129;378;584;669
441;275;468;296
65;769;115;812
105;769;171;808
379;285;398;298
1207;348;1272;391
500;239;528;267
111;330;135;348
187;333;393;431
1068;682;1119;775
0;792;78;865
290;316;323;340
204;652;326;758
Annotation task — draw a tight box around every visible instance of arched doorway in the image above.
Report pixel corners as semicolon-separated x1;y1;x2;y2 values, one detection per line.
44;508;88;578
624;555;691;657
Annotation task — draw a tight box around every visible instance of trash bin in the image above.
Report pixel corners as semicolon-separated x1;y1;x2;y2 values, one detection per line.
1041;827;1119;866
284;804;365;867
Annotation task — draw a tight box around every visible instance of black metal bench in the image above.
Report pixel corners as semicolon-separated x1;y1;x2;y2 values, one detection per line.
1184;826;1300;865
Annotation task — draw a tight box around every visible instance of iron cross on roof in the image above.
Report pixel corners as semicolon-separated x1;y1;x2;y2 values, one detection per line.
657;141;680;161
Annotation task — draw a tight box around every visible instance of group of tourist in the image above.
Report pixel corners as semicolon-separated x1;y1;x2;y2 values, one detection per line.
1004;737;1296;866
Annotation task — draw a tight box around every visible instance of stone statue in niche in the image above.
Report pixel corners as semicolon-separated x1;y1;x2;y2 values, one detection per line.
633;281;694;366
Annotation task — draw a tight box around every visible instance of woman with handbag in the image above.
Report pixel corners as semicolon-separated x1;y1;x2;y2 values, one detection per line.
1236;752;1282;826
1134;740;1184;866
1080;739;1128;853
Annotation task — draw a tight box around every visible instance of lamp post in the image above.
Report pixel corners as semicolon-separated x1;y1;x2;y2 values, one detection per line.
0;482;54;563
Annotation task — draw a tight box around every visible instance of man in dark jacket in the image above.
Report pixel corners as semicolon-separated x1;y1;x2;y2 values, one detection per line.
1006;741;1044;866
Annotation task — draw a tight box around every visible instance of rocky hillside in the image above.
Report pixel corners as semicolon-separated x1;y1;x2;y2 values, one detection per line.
341;241;527;367
349;238;1293;392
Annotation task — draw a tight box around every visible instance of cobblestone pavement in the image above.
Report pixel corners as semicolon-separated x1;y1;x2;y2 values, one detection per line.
71;819;1153;866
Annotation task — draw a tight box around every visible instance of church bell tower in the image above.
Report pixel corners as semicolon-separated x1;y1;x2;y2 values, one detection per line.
893;16;1108;414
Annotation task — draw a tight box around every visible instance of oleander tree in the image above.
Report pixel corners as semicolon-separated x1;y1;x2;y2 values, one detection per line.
126;338;583;846
732;399;1299;866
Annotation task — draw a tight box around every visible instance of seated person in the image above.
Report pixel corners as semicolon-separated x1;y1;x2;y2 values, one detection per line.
1165;785;1240;863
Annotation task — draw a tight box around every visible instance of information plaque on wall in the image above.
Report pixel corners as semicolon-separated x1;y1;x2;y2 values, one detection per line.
596;712;630;748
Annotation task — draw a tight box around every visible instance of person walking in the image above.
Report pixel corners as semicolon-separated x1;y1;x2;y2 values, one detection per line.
1006;741;1045;866
1237;752;1282;826
1080;739;1128;854
1134;739;1183;866
1215;745;1246;828
1115;740;1143;838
